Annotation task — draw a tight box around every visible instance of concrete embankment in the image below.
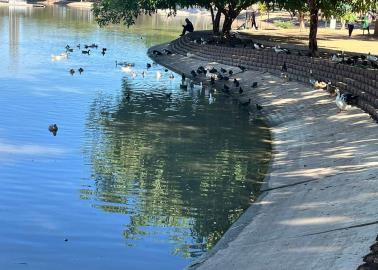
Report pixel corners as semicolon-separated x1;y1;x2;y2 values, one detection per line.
149;32;378;270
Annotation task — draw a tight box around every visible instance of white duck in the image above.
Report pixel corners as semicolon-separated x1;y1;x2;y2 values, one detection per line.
208;93;215;104
335;89;358;112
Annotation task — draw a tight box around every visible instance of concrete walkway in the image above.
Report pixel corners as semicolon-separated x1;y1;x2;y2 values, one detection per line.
149;42;378;270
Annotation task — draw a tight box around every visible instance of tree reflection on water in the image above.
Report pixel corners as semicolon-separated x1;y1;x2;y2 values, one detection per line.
83;78;271;258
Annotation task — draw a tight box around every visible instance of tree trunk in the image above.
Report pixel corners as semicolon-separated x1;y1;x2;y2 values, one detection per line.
298;11;305;30
308;0;319;56
222;15;234;34
213;9;221;34
375;18;378;37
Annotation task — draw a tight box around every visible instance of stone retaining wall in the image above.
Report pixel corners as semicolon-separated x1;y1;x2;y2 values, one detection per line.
169;32;378;120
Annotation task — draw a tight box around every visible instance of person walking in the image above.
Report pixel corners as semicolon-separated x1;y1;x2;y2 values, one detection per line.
347;20;355;38
362;14;370;35
251;11;258;30
180;18;194;36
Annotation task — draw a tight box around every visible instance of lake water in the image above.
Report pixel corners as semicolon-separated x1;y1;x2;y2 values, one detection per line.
0;5;271;270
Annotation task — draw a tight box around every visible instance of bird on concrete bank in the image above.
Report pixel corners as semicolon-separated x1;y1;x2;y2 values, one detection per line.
252;82;258;88
335;89;358;112
238;65;246;72
163;48;172;55
326;82;338;96
313;80;327;89
152;50;162;56
48;124;58;136
220;67;227;73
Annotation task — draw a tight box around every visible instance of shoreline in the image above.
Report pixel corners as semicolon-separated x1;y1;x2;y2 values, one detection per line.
149;33;378;270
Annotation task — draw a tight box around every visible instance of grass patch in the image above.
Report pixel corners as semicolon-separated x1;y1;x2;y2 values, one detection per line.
273;20;294;29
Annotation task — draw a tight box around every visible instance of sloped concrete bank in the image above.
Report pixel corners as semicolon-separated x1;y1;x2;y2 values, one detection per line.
148;33;378;270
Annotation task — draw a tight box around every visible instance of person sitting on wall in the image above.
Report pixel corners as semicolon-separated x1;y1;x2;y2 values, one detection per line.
180;18;194;36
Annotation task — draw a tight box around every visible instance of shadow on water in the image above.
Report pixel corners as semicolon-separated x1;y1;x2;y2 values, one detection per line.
83;78;271;258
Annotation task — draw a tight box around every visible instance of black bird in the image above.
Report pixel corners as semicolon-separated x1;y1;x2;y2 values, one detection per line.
238;65;246;72
102;48;107;52
76;44;81;49
101;51;106;56
163;49;172;55
152;50;162;56
223;76;229;81
78;67;84;74
229;70;233;76
182;73;186;82
239;87;243;94
252;82;258;88
218;74;223;80
84;45;89;49
69;69;75;75
165;69;169;72
82;50;90;55
48;124;58;136
66;48;73;52
256;103;263;110
240;99;251;106
282;62;287;72
210;77;215;85
190;70;197;77
209;68;217;74
147;63;152;69
165;93;172;99
233;79;240;87
343;93;359;106
223;84;230;92
126;93;130;100
220;67;227;73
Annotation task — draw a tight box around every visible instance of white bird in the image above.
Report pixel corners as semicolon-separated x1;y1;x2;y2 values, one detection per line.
51;52;68;61
335;89;358;112
131;72;137;79
169;73;174;80
209;93;215;104
156;71;162;79
331;54;343;62
274;45;286;53
121;66;132;73
186;52;194;57
367;53;378;62
254;43;260;50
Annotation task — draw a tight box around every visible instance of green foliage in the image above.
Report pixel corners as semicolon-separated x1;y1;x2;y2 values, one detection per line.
273;20;294;29
257;1;267;13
